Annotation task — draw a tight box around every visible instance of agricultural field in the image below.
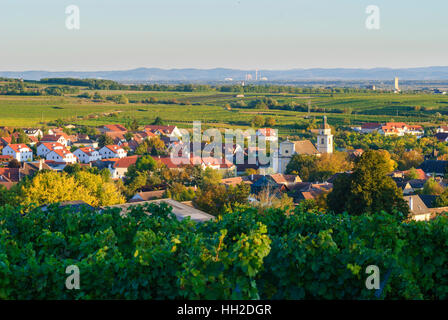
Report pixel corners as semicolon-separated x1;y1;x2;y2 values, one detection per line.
1;88;448;136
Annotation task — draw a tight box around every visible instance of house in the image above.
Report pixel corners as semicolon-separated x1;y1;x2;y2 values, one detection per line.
102;199;214;223
40;134;68;146
37;142;65;158
290;182;333;204
379;122;424;137
404;195;431;221
278;139;321;174
418;160;448;177
256;128;278;143
2;144;33;162
23;128;43;138
435;132;448;143
270;174;302;187
129;190;167;202
436;125;448;133
250;175;289;195
0;155;13;166
99;124;128;134
45;148;77;164
0;168;20;190
0;168;21;183
73;147;101;164
221;176;256;187
144;125;182;139
361;123;382;133
71;139;99;149
110;155;139;179
99;145;127;159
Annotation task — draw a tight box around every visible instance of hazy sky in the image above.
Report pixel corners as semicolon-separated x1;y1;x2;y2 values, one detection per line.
1;0;447;71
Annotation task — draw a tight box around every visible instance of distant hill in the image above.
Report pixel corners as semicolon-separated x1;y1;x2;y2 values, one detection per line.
2;66;448;82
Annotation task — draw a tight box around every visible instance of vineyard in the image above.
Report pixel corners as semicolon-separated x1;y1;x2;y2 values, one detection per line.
0;203;447;299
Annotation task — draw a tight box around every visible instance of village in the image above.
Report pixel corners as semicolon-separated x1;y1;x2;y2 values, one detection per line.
0;117;446;222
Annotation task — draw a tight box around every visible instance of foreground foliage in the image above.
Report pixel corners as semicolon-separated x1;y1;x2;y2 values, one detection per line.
0;203;446;300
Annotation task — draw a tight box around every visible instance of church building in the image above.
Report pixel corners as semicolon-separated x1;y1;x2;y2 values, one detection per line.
277;116;333;173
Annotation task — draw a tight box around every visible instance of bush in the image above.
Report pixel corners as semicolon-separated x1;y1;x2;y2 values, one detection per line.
0;204;446;299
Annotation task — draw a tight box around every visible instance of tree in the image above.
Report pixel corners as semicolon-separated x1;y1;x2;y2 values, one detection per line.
265;117;276;127
405;167;419;180
165;182;196;202
422;178;444;196
153;117;164;125
199;167;222;188
193;182;250;216
327;150;409;219
114;94;129;104
251;115;265;128
398;150;424;171
16;171;125;208
252;188;294;214
285;154;318;181
98;134;114;148
7;159;20;168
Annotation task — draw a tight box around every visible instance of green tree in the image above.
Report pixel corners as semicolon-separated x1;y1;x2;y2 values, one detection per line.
327;150;409;219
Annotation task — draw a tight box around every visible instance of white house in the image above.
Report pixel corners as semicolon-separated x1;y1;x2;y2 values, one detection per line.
46;149;77;164
73;147;101;164
256;128;278;143
144;125;182;140
2;144;33;162
99;145;127;159
24;128;43;138
37;142;65;158
40;134;68;147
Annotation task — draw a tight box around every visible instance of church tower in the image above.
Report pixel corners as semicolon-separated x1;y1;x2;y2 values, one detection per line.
317;116;333;154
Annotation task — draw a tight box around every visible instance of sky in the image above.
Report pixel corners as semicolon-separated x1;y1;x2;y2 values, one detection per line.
0;0;447;71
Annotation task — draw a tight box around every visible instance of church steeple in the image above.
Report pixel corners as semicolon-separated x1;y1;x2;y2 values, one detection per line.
317;116;333;154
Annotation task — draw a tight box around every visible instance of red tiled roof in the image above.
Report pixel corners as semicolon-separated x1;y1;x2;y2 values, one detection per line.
144;125;176;134
258;128;277;137
39;142;64;151
78;147;97;156
41;134;66;142
104;145;124;153
51;148;74;159
6;144;32;153
0;168;20;182
113;155;139;168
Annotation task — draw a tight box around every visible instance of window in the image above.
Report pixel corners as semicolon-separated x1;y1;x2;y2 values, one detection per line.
321;138;324;144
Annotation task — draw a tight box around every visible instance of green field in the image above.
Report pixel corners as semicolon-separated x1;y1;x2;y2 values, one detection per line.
1;90;448;135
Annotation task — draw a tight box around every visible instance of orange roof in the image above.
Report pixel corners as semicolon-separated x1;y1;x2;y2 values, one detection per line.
6;144;31;153
258;128;277;137
41;134;66;142
104;145;124;152
113;155;139;168
39;142;64;150
51;148;74;159
78;147;98;156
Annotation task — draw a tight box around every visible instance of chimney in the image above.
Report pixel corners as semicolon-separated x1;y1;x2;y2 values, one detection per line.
39;159;44;170
409;197;414;211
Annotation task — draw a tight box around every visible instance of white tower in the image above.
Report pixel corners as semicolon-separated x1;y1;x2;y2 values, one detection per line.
317;116;333;154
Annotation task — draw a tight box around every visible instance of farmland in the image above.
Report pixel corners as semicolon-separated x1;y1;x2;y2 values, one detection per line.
1;86;448;136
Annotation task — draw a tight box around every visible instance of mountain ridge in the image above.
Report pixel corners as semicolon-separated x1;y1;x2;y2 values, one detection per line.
2;66;448;81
